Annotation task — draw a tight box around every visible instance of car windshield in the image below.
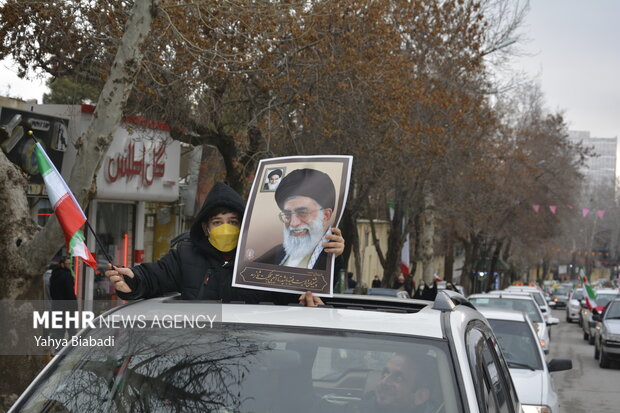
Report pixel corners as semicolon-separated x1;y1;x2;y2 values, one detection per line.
572;290;584;300
470;298;543;323
531;292;545;306
487;319;543;371
16;324;462;413
605;302;620;319
507;289;545;306
553;289;569;296
596;293;619;307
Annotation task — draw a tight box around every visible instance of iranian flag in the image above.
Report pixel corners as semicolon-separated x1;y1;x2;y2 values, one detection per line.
579;270;598;310
34;141;97;269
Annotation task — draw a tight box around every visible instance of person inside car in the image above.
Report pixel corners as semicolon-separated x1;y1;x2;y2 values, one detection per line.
361;353;438;413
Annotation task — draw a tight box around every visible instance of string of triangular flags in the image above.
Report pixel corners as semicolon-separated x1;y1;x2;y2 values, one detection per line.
546;247;617;266
527;203;606;219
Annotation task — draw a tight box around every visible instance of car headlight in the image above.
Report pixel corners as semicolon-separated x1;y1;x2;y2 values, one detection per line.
522;404;552;413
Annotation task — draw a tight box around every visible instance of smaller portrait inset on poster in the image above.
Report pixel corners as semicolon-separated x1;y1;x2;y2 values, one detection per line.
260;167;285;192
233;155;352;297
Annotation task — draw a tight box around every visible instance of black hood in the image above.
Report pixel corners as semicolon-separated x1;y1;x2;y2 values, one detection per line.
190;182;246;244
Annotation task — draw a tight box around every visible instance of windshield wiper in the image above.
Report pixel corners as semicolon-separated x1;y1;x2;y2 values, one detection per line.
507;361;536;371
605;316;620;320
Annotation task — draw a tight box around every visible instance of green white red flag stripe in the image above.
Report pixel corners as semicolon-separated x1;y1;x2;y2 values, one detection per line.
34;142;97;269
579;270;598;310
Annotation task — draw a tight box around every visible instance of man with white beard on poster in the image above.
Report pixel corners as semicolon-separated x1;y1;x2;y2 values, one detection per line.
262;168;283;191
255;168;343;270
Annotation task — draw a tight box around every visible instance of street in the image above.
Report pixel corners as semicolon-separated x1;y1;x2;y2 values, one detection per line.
549;309;620;412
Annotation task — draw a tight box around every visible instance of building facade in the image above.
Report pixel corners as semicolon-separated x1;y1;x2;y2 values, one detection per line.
568;130;618;189
2;103;182;309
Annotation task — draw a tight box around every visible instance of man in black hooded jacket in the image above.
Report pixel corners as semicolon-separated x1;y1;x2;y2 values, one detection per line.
105;182;344;304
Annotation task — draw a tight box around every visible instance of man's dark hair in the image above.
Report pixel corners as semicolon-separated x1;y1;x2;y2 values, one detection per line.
205;206;239;222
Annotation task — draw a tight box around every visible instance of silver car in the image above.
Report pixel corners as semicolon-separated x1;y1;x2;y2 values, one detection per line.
479;308;572;413
581;289;620;345
594;298;620;368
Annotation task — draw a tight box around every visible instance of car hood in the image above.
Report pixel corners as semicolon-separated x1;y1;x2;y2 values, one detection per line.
604;320;620;334
509;369;544;405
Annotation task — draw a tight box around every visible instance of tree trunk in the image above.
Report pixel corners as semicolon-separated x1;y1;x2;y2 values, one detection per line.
420;182;435;284
0;0;158;405
443;232;454;282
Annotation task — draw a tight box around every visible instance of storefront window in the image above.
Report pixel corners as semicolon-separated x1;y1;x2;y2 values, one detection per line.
95;202;135;300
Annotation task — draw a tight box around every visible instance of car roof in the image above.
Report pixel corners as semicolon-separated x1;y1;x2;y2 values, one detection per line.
505;286;543;293
595;289;619;294
477;308;527;322
107;294;449;339
469;293;536;301
487;290;533;297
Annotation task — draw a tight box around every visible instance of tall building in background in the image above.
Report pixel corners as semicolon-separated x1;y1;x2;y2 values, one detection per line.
568;131;618;190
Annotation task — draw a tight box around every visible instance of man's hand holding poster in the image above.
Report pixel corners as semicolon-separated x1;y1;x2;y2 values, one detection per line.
233;155;352;296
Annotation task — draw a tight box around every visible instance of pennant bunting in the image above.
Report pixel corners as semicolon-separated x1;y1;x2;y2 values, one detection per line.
532;205;540;213
597;210;606;219
582;208;590;218
549;205;557;214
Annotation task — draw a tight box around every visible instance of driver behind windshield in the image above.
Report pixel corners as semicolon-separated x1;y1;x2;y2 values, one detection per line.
361;353;438;413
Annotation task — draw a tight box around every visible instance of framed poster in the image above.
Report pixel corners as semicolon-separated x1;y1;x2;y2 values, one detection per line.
233;155;352;296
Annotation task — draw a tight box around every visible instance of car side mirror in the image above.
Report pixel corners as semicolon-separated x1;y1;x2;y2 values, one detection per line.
547;317;559;326
541;308;547;313
547;358;572;372
592;313;602;322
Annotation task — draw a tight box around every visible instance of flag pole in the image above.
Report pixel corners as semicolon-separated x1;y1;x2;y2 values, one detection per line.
28;130;116;266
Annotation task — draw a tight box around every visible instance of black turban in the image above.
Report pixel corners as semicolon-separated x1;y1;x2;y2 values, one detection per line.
268;169;283;179
275;168;336;210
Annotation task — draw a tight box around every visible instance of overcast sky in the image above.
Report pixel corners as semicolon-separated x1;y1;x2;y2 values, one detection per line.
1;0;618;138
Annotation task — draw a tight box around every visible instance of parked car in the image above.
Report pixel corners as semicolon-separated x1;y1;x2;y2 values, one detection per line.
10;291;524;412
504;286;553;323
469;292;557;353
479;308;572;413
581;289;620;344
594;298;620;368
566;288;584;323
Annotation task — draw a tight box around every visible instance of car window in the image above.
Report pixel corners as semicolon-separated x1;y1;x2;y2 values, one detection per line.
596;293;619;307
572;290;584;300
470;298;543;323
486;319;543;370
16;324;462;413
466;325;516;413
605;302;620;319
531;293;545;306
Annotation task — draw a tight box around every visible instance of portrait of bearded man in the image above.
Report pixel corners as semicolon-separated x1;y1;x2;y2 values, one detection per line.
262;168;283;191
254;168;343;270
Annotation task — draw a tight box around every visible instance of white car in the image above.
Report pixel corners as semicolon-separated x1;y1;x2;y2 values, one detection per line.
479;308;572;413
505;286;553;323
566;288;584;323
469;293;557;353
10;291;525;412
